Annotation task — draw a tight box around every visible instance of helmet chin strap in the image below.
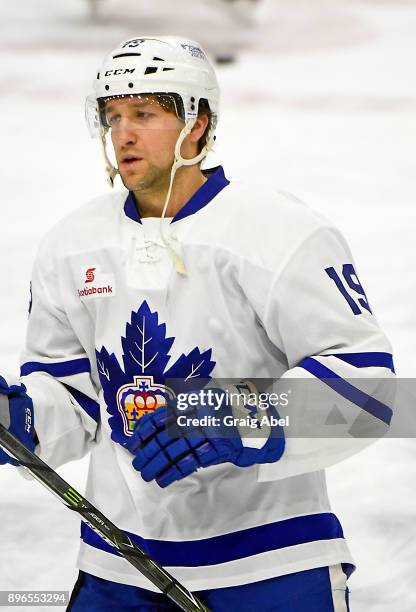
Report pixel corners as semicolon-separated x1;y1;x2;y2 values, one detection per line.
159;119;214;276
100;128;118;187
100;119;215;274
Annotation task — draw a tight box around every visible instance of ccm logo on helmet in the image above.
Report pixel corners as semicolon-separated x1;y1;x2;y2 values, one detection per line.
85;268;96;283
104;68;136;77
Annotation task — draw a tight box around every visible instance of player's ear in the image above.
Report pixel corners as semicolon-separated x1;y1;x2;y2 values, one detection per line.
188;114;209;144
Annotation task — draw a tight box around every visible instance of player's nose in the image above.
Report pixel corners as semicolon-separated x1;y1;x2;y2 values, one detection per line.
113;118;138;145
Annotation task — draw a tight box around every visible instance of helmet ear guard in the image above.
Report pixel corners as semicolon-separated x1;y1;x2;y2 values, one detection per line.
85;94;101;139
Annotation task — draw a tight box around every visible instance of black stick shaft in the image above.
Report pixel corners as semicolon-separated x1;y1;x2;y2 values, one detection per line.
0;425;210;612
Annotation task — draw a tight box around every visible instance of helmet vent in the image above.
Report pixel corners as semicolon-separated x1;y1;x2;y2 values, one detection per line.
153;56;165;61
144;66;158;75
113;52;142;59
162;67;174;72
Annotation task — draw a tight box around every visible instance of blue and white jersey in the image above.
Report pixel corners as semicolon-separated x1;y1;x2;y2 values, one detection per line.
21;166;394;591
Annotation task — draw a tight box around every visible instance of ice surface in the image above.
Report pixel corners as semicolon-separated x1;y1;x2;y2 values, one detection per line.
0;1;415;610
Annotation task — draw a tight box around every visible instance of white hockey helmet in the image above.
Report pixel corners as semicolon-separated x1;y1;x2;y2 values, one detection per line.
86;36;220;185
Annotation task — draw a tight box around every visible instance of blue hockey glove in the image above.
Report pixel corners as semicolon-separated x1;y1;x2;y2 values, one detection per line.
125;382;285;488
0;375;35;465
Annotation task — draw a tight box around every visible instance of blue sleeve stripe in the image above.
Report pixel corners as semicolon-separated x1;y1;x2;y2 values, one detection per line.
299;357;393;425
81;512;344;567
20;358;91;378
63;384;100;424
327;352;395;373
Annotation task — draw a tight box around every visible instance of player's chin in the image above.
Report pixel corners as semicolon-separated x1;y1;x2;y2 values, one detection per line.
118;168;144;191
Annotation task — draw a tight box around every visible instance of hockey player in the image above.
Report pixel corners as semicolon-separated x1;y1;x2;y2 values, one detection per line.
0;36;395;611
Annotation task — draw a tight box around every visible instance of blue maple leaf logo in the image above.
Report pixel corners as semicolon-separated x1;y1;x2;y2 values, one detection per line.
96;300;215;444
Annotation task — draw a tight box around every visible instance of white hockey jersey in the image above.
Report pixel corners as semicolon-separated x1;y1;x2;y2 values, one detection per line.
21;166;395;591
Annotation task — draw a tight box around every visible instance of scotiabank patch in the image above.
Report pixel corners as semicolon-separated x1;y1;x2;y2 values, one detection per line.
77;265;115;300
78;285;113;297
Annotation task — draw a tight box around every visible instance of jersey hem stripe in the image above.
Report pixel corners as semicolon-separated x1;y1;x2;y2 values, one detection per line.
77;542;355;592
80;512;344;567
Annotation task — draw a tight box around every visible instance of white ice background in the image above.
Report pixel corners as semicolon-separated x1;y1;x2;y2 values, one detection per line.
0;0;415;610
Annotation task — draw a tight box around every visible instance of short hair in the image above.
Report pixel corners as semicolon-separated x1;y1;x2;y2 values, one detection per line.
155;95;212;154
196;98;212;153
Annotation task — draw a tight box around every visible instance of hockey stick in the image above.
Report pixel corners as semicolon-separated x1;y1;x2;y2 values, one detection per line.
0;424;210;612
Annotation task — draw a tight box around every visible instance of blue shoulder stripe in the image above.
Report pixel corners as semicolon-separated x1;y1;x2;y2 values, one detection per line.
63;384;100;423
20;358;91;378
299;357;393;425
81;512;344;567
328;352;395;373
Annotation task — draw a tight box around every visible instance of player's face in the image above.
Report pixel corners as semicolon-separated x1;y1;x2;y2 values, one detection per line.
106;96;184;193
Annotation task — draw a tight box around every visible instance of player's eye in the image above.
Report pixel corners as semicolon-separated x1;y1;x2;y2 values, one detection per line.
106;114;120;127
136;112;153;119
